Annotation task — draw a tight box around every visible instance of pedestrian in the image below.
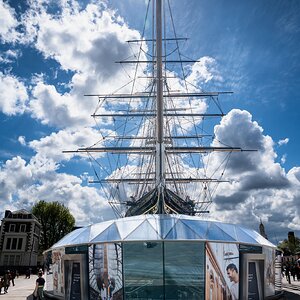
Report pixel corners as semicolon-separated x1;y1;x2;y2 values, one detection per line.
10;270;16;286
3;270;11;293
0;277;4;294
285;264;291;284
33;271;45;300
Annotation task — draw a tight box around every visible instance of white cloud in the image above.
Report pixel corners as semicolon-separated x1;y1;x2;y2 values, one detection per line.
0;0;19;42
278;138;289;146
28;127;107;162
186;56;223;85
0;72;28;115
281;154;287;164
18;136;26;146
0;155;113;226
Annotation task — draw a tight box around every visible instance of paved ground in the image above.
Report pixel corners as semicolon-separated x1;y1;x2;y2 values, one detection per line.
0;275;300;299
281;276;300;299
0;275;36;300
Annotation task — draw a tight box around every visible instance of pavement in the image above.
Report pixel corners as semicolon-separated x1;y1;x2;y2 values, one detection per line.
0;275;36;300
281;275;300;299
0;275;300;299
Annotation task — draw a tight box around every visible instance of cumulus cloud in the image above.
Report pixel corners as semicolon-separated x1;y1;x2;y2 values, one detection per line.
0;72;28;115
28;127;107;162
186;56;223;85
0;155;114;226
204;109;299;240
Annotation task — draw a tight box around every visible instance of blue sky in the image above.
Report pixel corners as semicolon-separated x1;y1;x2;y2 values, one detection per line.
0;0;299;244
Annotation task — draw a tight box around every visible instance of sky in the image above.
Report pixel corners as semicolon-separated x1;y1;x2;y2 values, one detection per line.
0;0;299;244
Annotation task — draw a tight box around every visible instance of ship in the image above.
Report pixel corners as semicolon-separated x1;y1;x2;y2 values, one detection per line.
48;2;280;300
64;0;253;219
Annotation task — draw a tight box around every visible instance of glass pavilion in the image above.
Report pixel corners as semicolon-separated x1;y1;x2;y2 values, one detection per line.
43;214;281;300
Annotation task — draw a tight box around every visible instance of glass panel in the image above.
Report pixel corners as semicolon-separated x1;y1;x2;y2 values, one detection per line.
124;242;163;299
12;238;17;250
88;243;123;300
6;238;11;250
164;242;205;300
18;238;23;250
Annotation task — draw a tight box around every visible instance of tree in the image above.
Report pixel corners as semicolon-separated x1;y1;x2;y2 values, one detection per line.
32;201;75;253
277;233;300;256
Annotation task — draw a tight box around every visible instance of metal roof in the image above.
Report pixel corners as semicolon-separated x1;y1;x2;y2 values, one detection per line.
49;214;275;250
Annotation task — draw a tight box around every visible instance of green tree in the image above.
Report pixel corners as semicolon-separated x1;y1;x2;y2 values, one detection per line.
277;235;300;256
32;200;75;253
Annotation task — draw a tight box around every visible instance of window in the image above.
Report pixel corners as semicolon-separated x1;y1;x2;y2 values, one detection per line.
18;238;23;250
12;238;17;250
20;224;26;232
6;238;11;250
9;224;16;232
3;255;9;266
15;255;21;266
9;255;14;265
5;237;24;250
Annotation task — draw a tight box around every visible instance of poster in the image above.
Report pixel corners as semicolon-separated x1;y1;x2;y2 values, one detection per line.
263;247;275;296
89;243;123;300
206;242;239;300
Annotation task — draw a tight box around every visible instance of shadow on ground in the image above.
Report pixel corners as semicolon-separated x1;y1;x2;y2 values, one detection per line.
282;291;300;300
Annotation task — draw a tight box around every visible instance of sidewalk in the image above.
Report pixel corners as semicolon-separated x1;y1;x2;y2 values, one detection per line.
282;275;300;288
0;275;37;300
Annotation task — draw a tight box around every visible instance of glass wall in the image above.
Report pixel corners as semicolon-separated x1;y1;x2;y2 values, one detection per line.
123;242;205;300
124;242;163;299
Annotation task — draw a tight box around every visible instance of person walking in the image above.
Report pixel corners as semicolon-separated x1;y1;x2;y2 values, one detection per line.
33;271;45;300
3;270;11;294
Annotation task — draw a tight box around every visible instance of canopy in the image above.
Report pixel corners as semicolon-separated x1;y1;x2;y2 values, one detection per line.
49;214;275;250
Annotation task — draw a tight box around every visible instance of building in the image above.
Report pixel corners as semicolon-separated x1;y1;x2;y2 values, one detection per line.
43;214;281;299
0;209;41;274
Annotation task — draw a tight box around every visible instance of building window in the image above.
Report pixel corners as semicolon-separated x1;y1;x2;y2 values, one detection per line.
18;238;23;250
3;255;9;266
9;224;16;232
6;238;11;250
9;255;14;265
15;255;21;266
20;224;26;232
12;238;18;250
3;255;21;266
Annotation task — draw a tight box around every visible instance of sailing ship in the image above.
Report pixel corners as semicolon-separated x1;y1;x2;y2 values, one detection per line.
65;0;253;219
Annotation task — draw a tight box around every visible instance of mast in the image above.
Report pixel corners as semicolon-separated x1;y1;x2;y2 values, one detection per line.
155;0;165;212
63;0;256;218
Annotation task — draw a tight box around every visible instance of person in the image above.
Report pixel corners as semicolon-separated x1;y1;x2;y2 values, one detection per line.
285;264;291;284
0;277;4;294
3;270;11;294
226;263;239;300
25;268;31;279
107;275;115;299
33;271;45;300
10;270;16;286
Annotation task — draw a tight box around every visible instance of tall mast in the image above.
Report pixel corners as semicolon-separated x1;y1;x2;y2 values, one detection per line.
155;0;165;212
